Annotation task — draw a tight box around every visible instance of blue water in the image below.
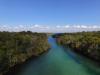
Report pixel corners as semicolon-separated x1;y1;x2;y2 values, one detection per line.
15;36;100;75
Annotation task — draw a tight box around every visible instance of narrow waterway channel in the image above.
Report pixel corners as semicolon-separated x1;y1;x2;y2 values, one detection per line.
7;36;100;75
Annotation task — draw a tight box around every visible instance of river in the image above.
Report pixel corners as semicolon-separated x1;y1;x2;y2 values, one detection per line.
8;36;100;75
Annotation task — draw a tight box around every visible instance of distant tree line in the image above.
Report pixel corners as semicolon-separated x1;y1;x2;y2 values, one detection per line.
53;31;100;62
0;31;50;75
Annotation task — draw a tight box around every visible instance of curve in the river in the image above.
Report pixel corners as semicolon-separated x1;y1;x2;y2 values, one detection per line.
14;36;100;75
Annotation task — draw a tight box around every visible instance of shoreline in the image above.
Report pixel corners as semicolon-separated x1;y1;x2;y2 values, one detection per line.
62;44;100;65
62;46;100;66
54;36;100;65
2;48;50;75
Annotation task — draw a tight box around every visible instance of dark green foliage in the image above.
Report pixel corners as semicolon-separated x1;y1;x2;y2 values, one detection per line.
54;31;100;61
0;31;50;74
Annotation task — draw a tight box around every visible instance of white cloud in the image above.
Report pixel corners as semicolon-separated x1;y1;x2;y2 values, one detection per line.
34;24;40;27
56;25;61;28
0;24;100;32
64;25;70;28
81;25;88;28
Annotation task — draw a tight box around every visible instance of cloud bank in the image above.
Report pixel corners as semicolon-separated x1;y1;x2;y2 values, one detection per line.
0;24;100;33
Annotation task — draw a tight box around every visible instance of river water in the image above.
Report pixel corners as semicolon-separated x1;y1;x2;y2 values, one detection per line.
13;36;100;75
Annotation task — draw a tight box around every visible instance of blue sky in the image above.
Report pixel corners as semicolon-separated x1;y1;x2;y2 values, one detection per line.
0;0;100;32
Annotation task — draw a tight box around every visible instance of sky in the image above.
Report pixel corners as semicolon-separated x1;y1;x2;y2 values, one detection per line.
0;0;100;32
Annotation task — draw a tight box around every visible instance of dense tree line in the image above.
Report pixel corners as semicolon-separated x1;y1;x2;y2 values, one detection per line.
0;31;50;75
53;31;100;62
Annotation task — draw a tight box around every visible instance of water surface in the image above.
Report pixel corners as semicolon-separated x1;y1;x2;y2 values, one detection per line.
14;36;100;75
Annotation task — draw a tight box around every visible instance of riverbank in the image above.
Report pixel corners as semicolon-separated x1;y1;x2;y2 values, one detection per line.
63;46;100;67
4;36;100;75
63;45;100;63
3;56;37;75
4;48;50;75
0;31;50;75
52;31;100;63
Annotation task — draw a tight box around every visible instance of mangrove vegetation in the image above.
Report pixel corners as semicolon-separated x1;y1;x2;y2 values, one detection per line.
53;31;100;62
0;31;50;75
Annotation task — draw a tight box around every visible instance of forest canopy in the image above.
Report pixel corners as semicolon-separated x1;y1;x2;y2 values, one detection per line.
53;31;100;61
0;31;50;75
